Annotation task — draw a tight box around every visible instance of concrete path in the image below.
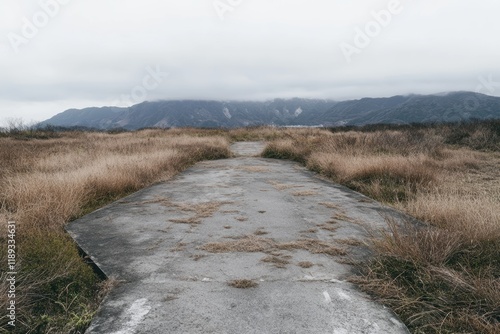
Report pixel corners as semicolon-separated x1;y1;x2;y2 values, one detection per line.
67;142;409;334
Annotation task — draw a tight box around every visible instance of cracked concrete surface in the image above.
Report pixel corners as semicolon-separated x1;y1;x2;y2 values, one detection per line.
67;142;410;334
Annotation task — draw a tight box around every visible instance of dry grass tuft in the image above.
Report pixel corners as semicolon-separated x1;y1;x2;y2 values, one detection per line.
319;202;340;209
190;254;206;262
254;229;269;236
402;190;500;243
201;235;346;258
331;212;353;223
97;276;123;301
297;261;314;268
335;238;364;247
291;190;317;197
201;235;276;253
169;217;201;225
268;181;300;190
277;239;347;257
169;201;231;225
261;255;291;268
228;279;258;289
318;224;339;232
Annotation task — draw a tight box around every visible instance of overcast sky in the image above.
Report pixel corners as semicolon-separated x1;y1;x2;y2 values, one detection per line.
1;0;499;125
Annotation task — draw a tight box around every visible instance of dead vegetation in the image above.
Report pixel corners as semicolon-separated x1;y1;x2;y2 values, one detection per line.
201;235;346;259
335;238;364;247
254;229;269;236
319;202;340;209
261;254;291;268
297;261;314;269
201;235;275;253
317;224;339;232
291;190;317;197
190;254;206;262
142;196;231;225
0;129;231;333
277;239;346;257
268;181;300;190
2;122;499;333
228;279;258;289
168;201;231;225
262;121;500;333
171;243;188;252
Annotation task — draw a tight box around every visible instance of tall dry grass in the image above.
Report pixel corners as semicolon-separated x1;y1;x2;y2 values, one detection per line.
1;123;498;333
262;124;500;333
0;130;230;333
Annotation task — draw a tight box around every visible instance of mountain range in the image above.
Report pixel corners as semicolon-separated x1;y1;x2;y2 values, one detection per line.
40;92;500;129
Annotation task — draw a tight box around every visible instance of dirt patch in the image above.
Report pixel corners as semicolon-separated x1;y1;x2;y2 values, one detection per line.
319;202;340;209
201;235;346;257
190;254;206;261
167;200;232;225
291;190;318;197
228;279;258;289
170;217;201;225
171;242;187;252
268;181;301;190
201;235;275;253
254;229;269;236
222;210;240;214
335;238;364;247
261;254;292;268
277;239;346;256
297;261;314;268
317;224;339;232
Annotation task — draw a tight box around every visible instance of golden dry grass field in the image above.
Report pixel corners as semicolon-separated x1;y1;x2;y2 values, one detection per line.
262;122;500;334
0;129;231;333
0;122;499;333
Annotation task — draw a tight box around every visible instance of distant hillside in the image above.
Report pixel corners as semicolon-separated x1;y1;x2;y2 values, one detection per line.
40;92;500;129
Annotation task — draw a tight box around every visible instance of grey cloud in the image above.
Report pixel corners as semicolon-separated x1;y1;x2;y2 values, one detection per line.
0;0;499;124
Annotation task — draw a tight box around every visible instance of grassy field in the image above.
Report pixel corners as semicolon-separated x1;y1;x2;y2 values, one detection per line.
0;129;230;333
262;121;500;334
0;121;499;333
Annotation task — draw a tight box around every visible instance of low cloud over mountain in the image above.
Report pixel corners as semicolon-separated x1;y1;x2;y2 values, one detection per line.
40;92;500;129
